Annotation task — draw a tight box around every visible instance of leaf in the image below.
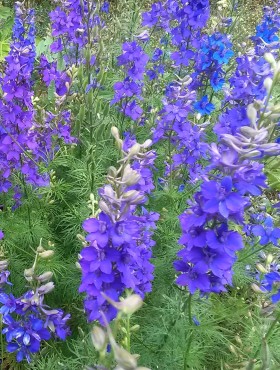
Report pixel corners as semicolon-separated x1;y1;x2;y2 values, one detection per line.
0;6;11;20
48;80;56;102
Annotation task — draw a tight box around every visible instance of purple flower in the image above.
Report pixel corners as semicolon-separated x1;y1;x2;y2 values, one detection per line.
252;217;280;246
201;177;248;219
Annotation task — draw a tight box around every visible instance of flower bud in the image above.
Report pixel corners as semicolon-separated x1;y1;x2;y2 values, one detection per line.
113;345;138;369
247;104;257;126
122;190;139;200
77;234;85;242
264;77;273;93
141;139;152;148
108;166;118;178
36;271;53;283
24;267;34;279
39;250;55;259
91;326;107;351
264;53;276;67
102;293;143;315
37;245;45;253
128;143;141;158
251;283;266;294
111;126;120;140
38;282;55;295
256;263;267;274
0;260;8;270
266;254;274;265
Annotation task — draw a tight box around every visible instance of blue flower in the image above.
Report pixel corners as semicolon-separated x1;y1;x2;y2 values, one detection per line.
194;96;215;115
252;217;280;246
0;293;17;315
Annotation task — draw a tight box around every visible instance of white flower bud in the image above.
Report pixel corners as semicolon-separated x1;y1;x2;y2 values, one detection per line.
251;283;266;294
111;126;120;140
36;271;53;283
38;282;55;295
128;143;141;158
39;250;55;259
113;345;138;369
24;267;34;281
264;53;276;67
256;263;267;274
91;326;107;351
264;77;273;92
266;254;274;265
247;104;257;126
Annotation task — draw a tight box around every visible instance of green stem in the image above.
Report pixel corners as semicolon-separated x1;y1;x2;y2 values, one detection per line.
238;242;268;263
126;315;131;352
183;293;194;369
187;293;192;325
252;310;280;361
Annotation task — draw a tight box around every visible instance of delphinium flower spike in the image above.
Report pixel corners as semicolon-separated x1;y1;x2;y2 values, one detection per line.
174;54;280;295
0;240;71;363
79;127;159;324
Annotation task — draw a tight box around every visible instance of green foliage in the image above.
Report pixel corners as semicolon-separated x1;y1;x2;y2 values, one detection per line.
0;5;12;61
0;0;280;369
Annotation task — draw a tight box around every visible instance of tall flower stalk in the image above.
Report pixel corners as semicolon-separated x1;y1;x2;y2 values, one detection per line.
79;128;159;324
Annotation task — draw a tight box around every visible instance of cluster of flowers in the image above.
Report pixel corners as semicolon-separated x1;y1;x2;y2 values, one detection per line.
112;42;149;121
79;128;159;324
174;44;280;294
216;5;280;139
49;0;103;55
191;32;234;94
152;78;208;182
0;3;47;203
0;240;70;363
0;3;76;206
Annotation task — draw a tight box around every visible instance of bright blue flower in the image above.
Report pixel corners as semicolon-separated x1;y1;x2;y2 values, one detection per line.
194;96;215;115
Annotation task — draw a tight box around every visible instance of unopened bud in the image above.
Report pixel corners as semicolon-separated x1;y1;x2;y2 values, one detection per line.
122;190;139;200
0;260;8;270
38;282;55;295
24;267;34;280
102;293;143;315
36;271;53;283
91;326;107;351
235;335;242;345
229;345;238;356
37;245;45;253
247;104;257;126
77;234;86;242
266;254;274;265
131;324;140;332
264;77;273;92
108;166;118;178
89;193;95;202
128;143;141;158
39;250;55;259
264;53;276;67
256;263;267;274
251;283;266;294
111;126;120;140
113;345;137;369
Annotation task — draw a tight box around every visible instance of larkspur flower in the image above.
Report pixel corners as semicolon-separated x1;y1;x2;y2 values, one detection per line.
194;96;215;115
79;130;158;324
252;217;280;246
